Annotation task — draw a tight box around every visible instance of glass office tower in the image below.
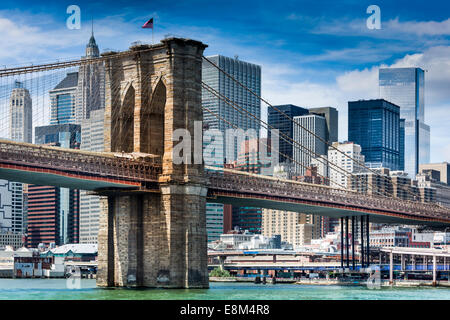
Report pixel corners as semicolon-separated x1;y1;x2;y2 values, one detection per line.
348;99;402;171
202;55;261;241
50;72;78;125
379;67;430;177
268;104;309;163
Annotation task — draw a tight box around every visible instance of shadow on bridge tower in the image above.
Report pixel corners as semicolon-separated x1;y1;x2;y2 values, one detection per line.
97;38;209;288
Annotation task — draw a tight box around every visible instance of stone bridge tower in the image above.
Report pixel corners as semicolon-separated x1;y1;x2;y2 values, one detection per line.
96;38;209;288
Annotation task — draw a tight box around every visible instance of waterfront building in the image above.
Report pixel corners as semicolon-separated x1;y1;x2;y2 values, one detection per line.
79;109;104;244
328;142;365;189
369;226;410;248
348;99;402;171
27;124;81;248
41;243;97;261
293;114;327;175
268;104;309;163
0;232;24;249
219;229;254;248
202;55;261;241
379;67;430;177
370;226;439;249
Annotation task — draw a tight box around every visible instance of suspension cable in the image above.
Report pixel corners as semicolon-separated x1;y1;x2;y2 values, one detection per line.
202;55;423;202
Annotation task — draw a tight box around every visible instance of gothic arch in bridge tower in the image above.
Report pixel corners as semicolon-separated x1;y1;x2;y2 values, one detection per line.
112;83;135;153
140;77;166;155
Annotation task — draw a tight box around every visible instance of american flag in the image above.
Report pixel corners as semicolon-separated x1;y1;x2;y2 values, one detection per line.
142;18;153;29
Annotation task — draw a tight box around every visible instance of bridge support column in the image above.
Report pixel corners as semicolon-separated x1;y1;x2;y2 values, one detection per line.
97;185;208;288
433;255;437;287
148;183;209;288
389;250;393;285
360;216;364;268
97;195;144;287
351;216;355;270
340;217;344;269
401;254;405;271
366;215;370;266
345;217;349;269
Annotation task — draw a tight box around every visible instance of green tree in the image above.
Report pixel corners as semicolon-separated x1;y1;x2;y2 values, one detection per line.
209;267;231;277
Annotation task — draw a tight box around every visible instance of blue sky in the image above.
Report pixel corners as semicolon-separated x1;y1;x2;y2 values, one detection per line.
0;0;449;162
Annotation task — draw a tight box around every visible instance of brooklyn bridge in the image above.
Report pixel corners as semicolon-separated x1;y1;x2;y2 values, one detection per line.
0;38;448;288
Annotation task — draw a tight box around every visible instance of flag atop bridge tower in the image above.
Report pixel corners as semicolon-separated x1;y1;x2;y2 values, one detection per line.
142;17;154;44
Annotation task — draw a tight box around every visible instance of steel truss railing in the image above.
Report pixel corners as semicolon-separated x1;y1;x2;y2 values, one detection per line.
0;140;161;183
206;168;450;222
0;140;449;222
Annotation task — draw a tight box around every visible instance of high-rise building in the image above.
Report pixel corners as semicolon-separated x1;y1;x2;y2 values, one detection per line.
399;119;405;170
261;209;313;247
268;104;309;163
379;67;430;177
419;162;450;185
0;82;32;239
348;99;403;171
293;114;327;175
230;138;273;234
328;142;365;189
309;107;339;144
50;72;78;125
79;109;104;244
27;124;81;248
10;81;32;143
417;170;450;208
75;31;105;124
202;55;261;241
202;55;261;162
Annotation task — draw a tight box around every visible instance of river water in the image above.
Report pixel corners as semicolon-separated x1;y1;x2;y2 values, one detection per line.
0;279;449;300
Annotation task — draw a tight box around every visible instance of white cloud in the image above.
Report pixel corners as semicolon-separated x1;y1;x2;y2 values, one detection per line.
261;46;450;162
386;18;450;36
313;17;450;39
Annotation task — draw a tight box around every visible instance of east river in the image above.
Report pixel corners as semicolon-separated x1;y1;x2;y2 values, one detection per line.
0;279;449;299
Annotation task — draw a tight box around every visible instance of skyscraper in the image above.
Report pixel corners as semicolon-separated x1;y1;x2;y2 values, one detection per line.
379;67;430;177
328;141;365;189
79;109;105;244
309;107;339;144
27;124;81;247
50;72;78;125
293;114;327;175
10;81;32;143
202;55;261;241
75;31;105;124
0;81;32;238
268;104;309;163
348;99;402;171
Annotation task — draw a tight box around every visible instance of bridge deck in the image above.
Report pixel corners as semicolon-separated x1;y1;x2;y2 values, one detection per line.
0;140;449;226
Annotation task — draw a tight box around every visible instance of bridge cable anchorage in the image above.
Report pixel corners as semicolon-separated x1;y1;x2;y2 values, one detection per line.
202;56;429;204
202;81;395;200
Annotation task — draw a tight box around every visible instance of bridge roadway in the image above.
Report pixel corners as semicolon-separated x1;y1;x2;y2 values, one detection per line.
0;140;449;227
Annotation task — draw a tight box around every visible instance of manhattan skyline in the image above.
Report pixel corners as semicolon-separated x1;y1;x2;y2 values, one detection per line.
0;0;449;163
